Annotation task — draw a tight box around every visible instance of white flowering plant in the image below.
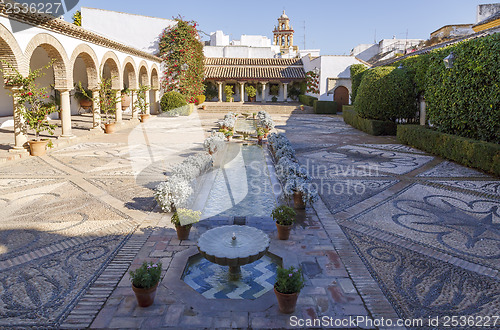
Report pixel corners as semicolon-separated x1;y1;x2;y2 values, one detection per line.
203;132;225;154
276;156;309;182
154;176;193;212
269;133;291;150
275;144;296;161
170;153;213;181
171;208;201;227
283;175;319;204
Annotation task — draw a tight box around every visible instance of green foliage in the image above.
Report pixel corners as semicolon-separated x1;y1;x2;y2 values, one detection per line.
1;59;58;140
195;95;205;105
355;66;417;121
287;82;303;101
72;10;81;26
350;64;367;103
269;84;280;96
343;108;396;136
171;208;200;227
73;83;92;101
393;55;430;95
275;266;305;294
305;70;319;94
271;205;296;226
160;91;187;112
134;85;150;114
224;85;234;101
159;18;204;103
245;85;257;98
298;94;317;106
79;77;118;124
397;125;500;176
203;82;218;100
313;100;338;114
129;261;162;289
423;34;500;144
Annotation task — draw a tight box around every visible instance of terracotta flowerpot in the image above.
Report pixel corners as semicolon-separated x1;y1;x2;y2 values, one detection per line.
175;225;191;240
80;99;92;109
293;192;306;209
274;287;299;314
276;223;292;240
28;140;48;156
258;136;263;144
121;94;131;110
104;122;116;134
140;114;150;122
226;136;232;141
202;105;207;110
132;282;158;307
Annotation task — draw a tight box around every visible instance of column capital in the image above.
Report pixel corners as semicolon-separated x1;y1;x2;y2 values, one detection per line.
216;81;223;85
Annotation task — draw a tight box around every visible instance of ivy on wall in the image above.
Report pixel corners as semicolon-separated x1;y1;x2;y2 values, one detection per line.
159;18;204;103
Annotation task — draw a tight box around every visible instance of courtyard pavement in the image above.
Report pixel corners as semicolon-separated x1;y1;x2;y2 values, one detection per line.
0;107;498;328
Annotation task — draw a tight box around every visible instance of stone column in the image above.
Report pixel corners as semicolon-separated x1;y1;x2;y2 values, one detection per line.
217;82;223;102
283;83;288;102
115;90;123;123
131;90;138;120
91;90;102;131
145;89;151;115
59;89;74;138
419;96;426;126
261;82;267;103
239;82;245;103
8;87;28;151
154;89;160;114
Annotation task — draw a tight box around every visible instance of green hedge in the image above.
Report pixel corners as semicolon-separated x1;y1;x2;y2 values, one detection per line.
397;125;500;176
313;100;338;114
160;91;187;112
298;94;318;106
343;105;354;112
343;108;396;136
355;66;417;122
350;64;367;104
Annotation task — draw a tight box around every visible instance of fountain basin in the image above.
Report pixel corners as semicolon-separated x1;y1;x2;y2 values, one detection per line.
197;225;270;268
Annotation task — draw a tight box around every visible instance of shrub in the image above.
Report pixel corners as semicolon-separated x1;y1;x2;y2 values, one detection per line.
313;100;338;114
397;125;500;176
355;66;417;122
224;85;234;101
350;64;367;103
423;34;500;144
195;95;206;105
298;94;317;106
160;91;187;112
343;108;396;136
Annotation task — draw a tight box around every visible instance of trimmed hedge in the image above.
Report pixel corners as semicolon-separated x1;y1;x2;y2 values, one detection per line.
350;64;367;104
355;66;417;121
397;125;500;176
313;100;338;114
160;91;187;112
343;108;396;136
195;95;206;105
343;105;354;112
298;94;318;106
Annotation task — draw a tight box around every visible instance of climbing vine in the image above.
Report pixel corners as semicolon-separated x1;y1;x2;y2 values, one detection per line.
305;70;319;95
159;18;204;103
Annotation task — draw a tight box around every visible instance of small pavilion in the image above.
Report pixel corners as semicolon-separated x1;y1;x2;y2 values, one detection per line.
204;58;305;102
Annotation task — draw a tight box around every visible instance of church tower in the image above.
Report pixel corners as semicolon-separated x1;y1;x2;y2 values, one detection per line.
273;10;298;54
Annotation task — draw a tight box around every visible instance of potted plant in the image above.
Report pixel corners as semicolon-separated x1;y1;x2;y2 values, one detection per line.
74;82;93;110
284;176;319;209
224;130;234;141
224;85;234;102
1;60;58;156
274;266;305;314
135;85;150;122
299;104;304;111
256;127;265;144
121;87;131;110
270;84;279;103
245;85;257;102
171;208;200;240
272;205;296;240
129;261;162;307
79;78;118;133
203;131;225;155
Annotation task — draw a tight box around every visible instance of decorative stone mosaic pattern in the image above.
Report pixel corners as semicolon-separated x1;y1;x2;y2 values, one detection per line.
358;143;426;154
431;180;500;197
418;160;490;178
182;255;278;299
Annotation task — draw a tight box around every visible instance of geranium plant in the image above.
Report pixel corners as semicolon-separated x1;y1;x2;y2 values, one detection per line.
129;261;162;289
305;70;320;95
271;205;296;226
275;266;304;294
1;59;58;141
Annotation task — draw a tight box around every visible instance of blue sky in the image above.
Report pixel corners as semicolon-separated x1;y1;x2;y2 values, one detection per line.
65;0;488;55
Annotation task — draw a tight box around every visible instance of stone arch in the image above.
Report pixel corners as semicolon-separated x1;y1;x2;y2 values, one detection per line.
122;56;138;90
69;44;99;90
150;64;159;90
0;23;25;76
24;33;71;89
100;51;121;90
137;60;149;87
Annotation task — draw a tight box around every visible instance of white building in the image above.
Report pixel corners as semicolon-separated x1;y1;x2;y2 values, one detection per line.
351;37;424;63
204;30;281;58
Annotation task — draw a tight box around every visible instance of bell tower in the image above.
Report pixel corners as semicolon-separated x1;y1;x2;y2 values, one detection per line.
273;10;297;53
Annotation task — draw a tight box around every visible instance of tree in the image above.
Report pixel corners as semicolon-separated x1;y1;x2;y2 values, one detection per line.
158;18;204;103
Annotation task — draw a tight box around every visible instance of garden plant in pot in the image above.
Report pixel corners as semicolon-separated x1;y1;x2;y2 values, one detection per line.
121;87;131;110
271;205;296;240
129;261;162;307
73;82;93;110
135;85;150;122
79;77;118;134
171;208;201;240
245;85;257;102
284;175;319;210
256;127;265;144
224;85;234;102
274;266;305;314
1;60;58;156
